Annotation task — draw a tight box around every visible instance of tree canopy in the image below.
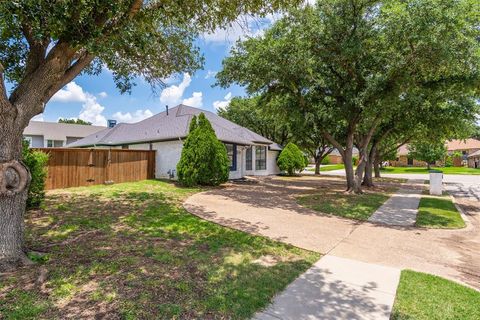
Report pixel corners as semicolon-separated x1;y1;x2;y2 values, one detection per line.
58;118;92;125
408;140;447;170
217;0;480;192
217;96;291;145
0;0;301;270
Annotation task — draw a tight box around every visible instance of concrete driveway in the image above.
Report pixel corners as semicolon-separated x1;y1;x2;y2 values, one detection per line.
184;175;480;290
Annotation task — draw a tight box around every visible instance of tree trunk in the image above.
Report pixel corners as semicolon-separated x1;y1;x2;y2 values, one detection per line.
362;162;374;187
343;148;357;192
315;157;321;175
427;163;431;170
354;152;367;193
374;161;381;178
0;107;32;271
362;144;377;187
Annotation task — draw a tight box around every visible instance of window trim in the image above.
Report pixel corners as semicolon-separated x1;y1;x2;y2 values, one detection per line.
255;146;267;171
225;143;237;171
245;146;253;171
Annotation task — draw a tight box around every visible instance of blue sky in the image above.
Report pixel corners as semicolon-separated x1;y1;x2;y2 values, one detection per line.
28;16;277;126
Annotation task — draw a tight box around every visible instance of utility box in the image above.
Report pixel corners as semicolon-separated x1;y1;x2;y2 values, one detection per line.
429;170;443;195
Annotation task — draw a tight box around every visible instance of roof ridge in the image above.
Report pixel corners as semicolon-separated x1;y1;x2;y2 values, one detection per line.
96;125;120;144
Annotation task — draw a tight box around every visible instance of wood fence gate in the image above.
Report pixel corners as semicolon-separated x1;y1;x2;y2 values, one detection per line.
33;148;155;190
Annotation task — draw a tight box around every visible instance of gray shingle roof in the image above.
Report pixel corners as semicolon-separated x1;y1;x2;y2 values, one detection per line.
67;104;277;148
24;121;105;141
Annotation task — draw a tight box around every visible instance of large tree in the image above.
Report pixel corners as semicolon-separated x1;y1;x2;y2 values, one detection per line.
217;0;480;193
0;0;299;270
362;91;479;186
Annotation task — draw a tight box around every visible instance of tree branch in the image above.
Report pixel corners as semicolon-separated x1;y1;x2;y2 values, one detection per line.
321;130;345;157
44;52;95;102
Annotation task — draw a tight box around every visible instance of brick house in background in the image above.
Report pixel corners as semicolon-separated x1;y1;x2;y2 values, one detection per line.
327;148;359;164
389;139;480;167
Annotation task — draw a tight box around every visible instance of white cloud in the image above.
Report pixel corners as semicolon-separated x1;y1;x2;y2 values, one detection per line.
78;95;106;126
159;73;192;107
50;81;107;126
51;82;87;103
182;92;203;108
32;114;44;121
98;91;108;98
204;70;217;79
112;109;153;123
213;92;233;111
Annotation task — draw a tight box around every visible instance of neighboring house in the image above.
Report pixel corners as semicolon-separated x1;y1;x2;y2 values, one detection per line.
446;138;480;160
23;121;106;148
390;139;480;167
327;148;359;164
68;105;282;179
468;150;480;168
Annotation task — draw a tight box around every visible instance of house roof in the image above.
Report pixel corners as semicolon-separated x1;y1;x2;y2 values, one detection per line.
446;139;480;151
329;147;359;156
397;145;409;156
468;150;480;158
67;104;277;148
24;121;106;141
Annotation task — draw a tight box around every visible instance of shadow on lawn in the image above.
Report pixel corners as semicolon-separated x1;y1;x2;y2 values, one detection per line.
1;181;317;319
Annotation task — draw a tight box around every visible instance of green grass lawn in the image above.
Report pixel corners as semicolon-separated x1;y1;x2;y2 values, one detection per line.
381;166;480;175
307;164;345;172
416;197;465;229
392;270;480;320
0;180;319;319
297;187;394;220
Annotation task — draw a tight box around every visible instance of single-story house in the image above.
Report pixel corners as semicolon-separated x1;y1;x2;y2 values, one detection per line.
68;104;282;179
446;138;480;159
23;121;106;148
467;150;480;169
389;138;480;167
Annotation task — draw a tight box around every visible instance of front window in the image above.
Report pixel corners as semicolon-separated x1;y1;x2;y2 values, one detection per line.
225;143;237;171
255;146;267;170
47;140;63;148
246;147;253;170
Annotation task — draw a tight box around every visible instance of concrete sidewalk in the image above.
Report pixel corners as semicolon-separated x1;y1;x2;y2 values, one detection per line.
368;179;423;226
254;255;401;320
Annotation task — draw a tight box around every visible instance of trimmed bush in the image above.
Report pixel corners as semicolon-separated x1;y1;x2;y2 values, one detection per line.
277;142;306;176
321;155;331;165
22;141;49;208
177;113;230;186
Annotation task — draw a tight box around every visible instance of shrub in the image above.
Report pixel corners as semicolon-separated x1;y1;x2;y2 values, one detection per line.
22;141;49;208
177;113;230;186
277;142;306;176
352;156;359;165
321;155;330;165
445;156;453;167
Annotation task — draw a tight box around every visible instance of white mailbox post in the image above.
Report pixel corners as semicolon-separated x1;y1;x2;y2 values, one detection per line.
429;170;443;195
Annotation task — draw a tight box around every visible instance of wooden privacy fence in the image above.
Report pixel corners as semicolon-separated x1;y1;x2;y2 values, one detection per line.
33;148;155;190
